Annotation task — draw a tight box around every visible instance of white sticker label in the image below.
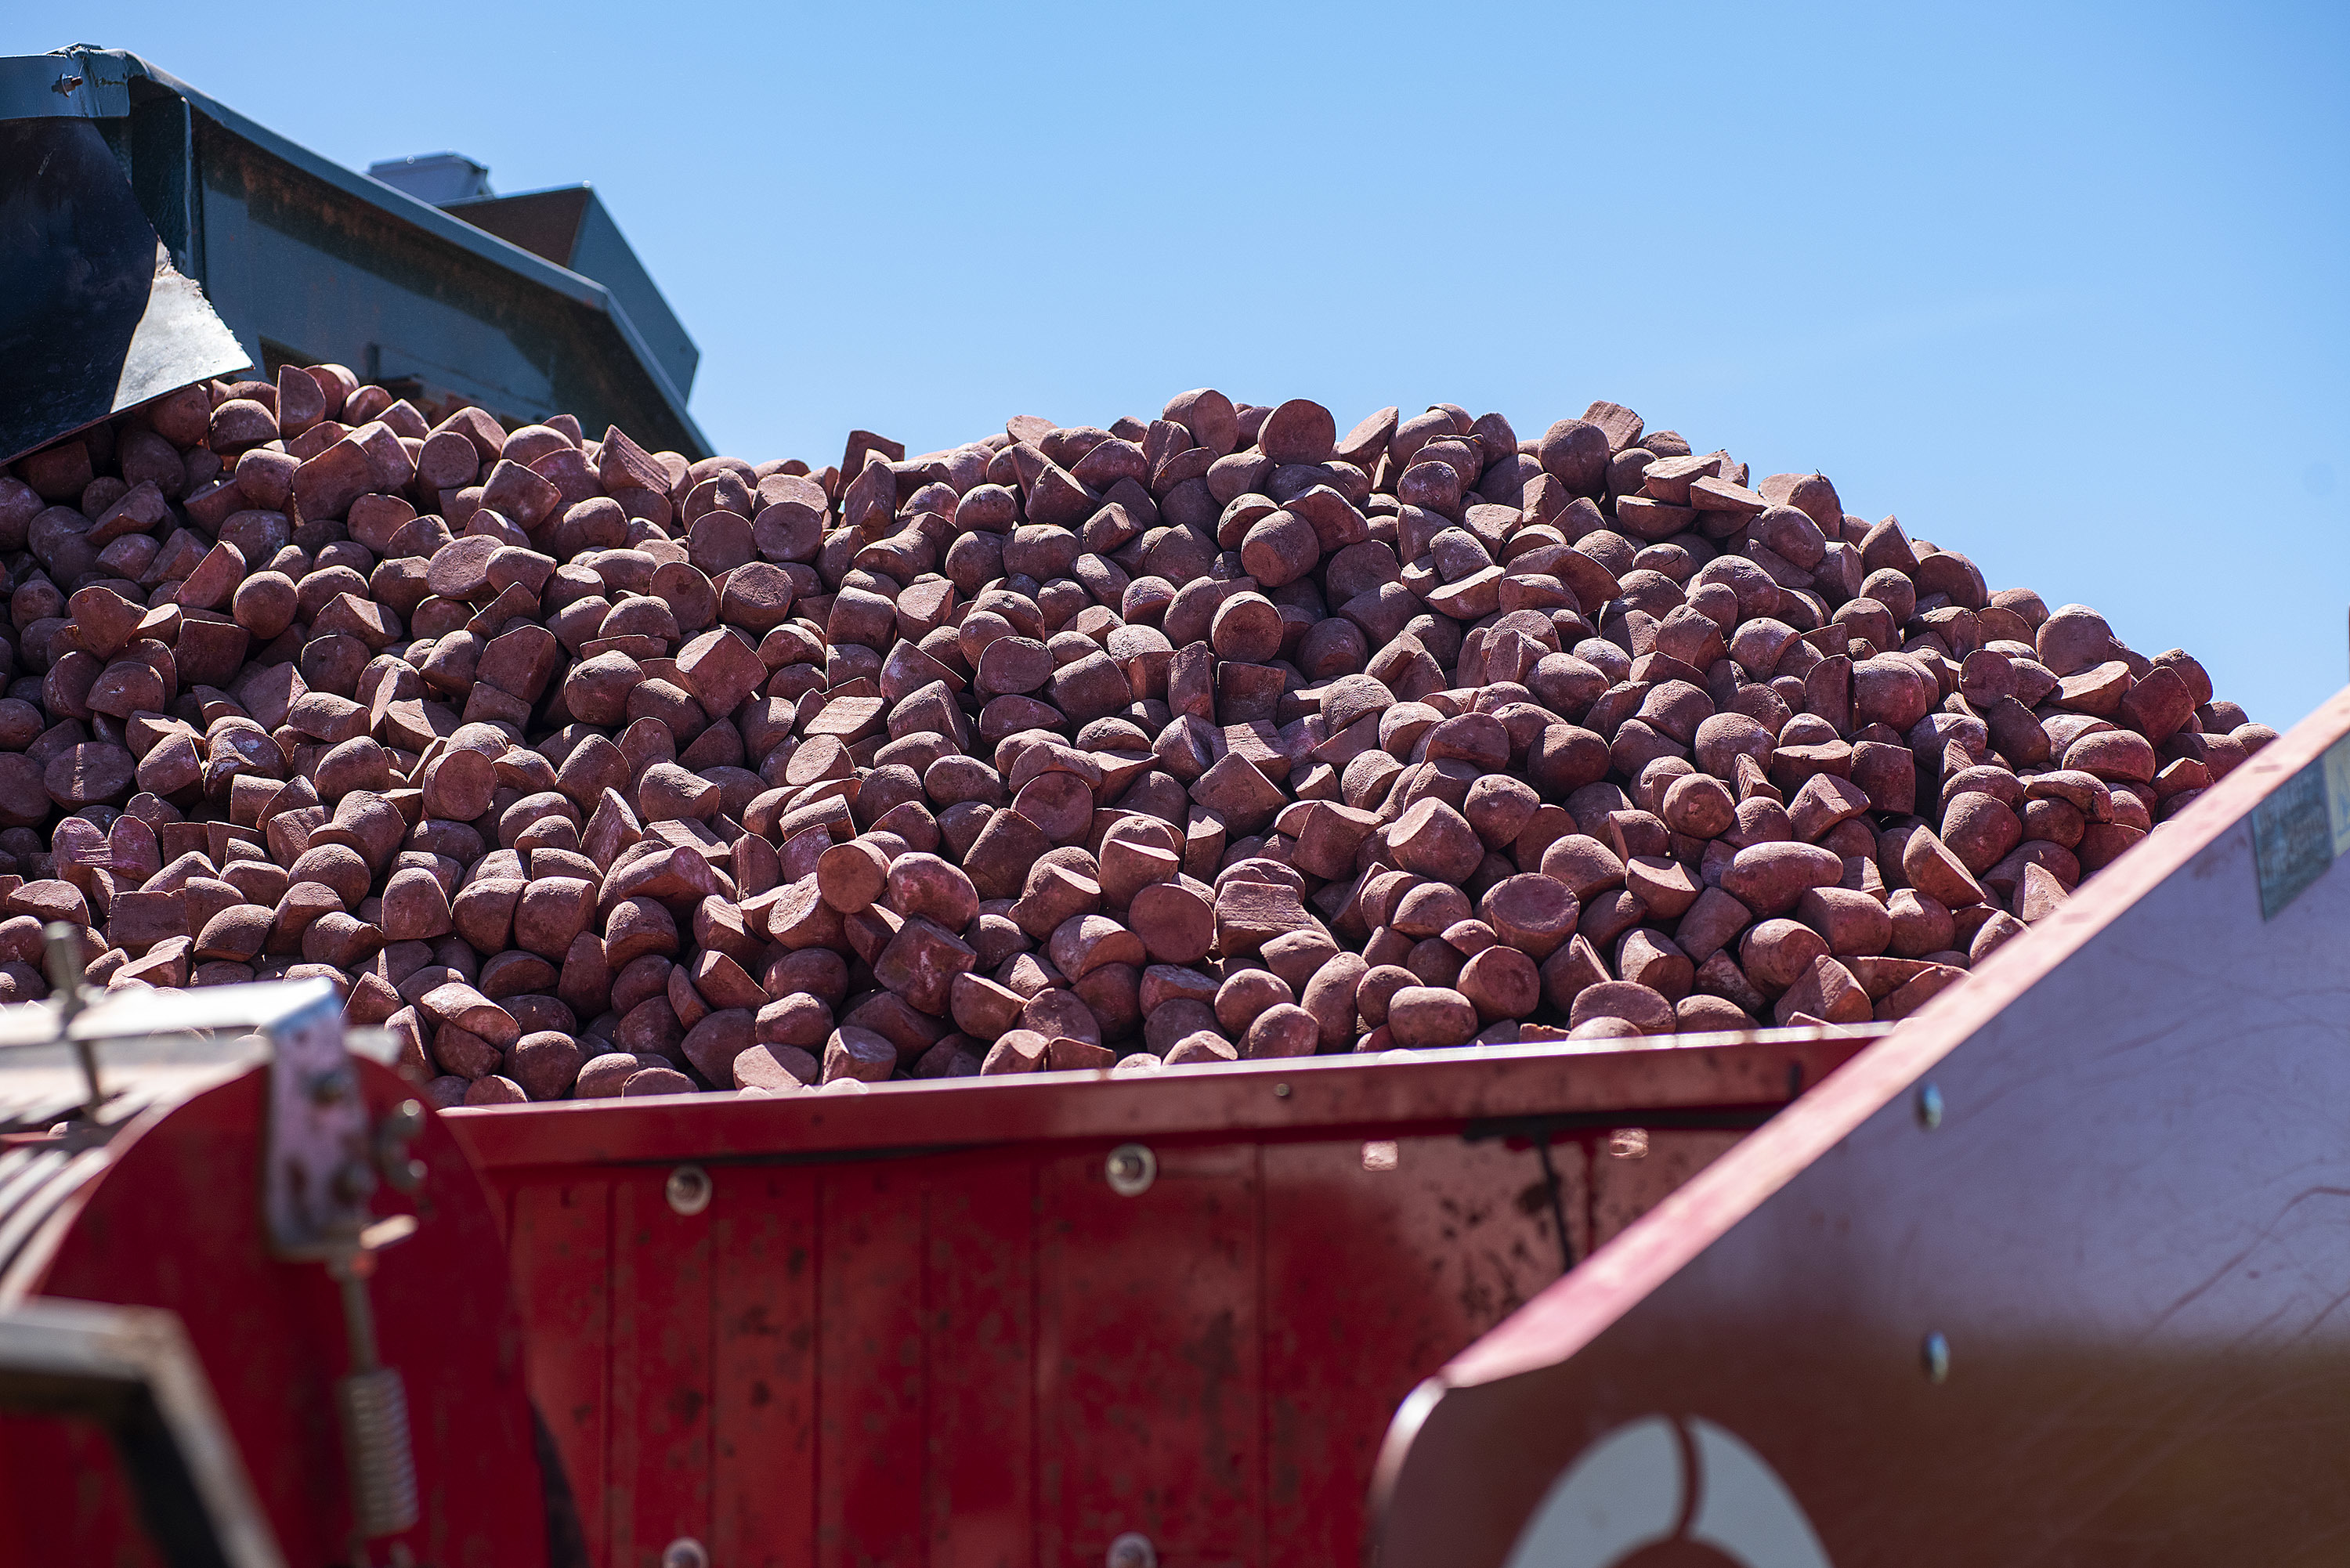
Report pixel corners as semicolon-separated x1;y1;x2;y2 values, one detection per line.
2254;734;2350;920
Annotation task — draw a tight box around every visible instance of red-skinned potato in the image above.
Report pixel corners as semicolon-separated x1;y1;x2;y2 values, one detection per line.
0;382;2239;1089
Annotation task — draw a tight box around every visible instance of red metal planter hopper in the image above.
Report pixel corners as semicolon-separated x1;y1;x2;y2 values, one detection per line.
16;687;2348;1563
0;938;1864;1564
445;1028;1869;1567
1372;685;2350;1567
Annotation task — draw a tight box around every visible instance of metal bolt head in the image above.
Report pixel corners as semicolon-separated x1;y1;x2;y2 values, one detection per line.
1922;1331;1950;1383
376;1100;427;1192
1273;1082;1291;1099
1106;1530;1158;1568
660;1538;709;1568
333;1159;378;1205
665;1165;712;1217
1917;1082;1944;1129
1607;1128;1650;1161
1104;1143;1156;1198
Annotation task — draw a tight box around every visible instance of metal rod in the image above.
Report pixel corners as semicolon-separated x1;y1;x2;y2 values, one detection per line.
42;922;100;1114
1463;1107;1781;1142
333;1269;379;1374
68;1041;101;1115
1533;1137;1575;1275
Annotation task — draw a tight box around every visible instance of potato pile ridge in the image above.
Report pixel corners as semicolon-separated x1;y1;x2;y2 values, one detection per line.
0;374;2272;1104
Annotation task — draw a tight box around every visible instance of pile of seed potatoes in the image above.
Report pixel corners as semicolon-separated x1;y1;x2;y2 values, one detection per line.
0;374;2270;1102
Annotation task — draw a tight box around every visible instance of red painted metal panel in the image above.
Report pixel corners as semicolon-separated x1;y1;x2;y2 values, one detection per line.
923;1152;1035;1568
712;1165;817;1568
512;1177;613;1566
1038;1141;1262;1566
1589;1130;1741;1251
455;1029;1859;1566
817;1159;928;1568
610;1169;714;1568
1372;688;2350;1567
1261;1135;1578;1566
0;1414;152;1565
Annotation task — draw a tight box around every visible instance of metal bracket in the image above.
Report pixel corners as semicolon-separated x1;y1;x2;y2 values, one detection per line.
0;47;135;121
261;983;373;1260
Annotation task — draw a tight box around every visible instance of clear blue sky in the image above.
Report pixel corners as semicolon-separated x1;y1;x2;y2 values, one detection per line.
11;2;2346;729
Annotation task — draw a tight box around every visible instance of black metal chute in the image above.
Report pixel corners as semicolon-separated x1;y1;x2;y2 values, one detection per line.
0;114;249;466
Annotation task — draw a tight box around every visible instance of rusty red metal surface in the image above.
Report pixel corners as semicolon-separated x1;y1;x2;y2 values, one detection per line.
453;1030;1868;1566
0;1057;548;1567
1372;687;2350;1568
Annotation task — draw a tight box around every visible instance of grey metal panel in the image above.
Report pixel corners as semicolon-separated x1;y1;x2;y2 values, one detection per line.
446;184;700;402
556;192;699;400
366;151;490;204
191;140;563;419
186;118;700;449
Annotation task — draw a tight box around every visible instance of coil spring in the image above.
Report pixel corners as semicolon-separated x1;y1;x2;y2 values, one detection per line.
335;1366;419;1538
